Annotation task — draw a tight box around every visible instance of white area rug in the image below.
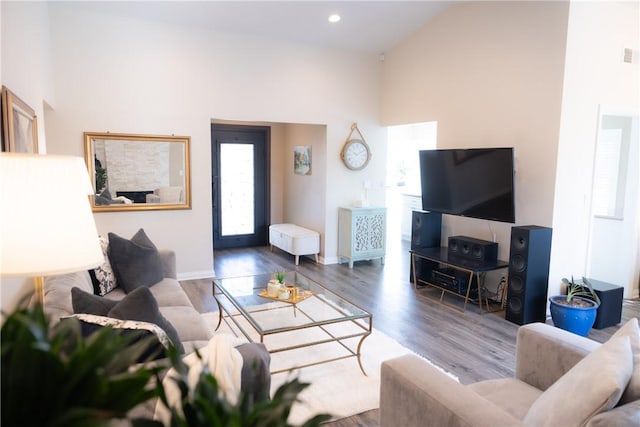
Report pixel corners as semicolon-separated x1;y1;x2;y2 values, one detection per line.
202;312;458;424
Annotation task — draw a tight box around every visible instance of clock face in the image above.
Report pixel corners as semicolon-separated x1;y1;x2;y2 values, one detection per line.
342;139;371;170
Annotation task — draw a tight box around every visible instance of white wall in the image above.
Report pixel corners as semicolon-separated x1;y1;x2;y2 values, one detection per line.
1;1;53;147
1;2;384;313
40;3;384;278
1;1;55;311
588;114;638;296
8;1;634;315
381;2;569;262
550;1;640;298
283;123;327;260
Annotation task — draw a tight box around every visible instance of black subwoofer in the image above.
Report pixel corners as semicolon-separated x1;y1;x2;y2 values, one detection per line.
505;225;552;325
410;210;442;282
589;279;624;329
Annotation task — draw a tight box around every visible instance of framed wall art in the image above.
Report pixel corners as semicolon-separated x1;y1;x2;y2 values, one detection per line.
294;145;311;175
1;86;39;153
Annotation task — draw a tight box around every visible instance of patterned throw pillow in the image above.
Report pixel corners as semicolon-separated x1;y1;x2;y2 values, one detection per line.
65;313;173;350
89;235;118;296
61;313;171;362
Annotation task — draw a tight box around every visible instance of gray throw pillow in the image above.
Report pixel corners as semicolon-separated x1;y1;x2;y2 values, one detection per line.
524;335;633;426
107;286;184;354
107;229;164;294
94;195;112;206
71;287;117;316
100;188;113;200
610;318;640;404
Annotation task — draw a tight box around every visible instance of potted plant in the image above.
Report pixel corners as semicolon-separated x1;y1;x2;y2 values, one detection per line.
549;276;601;336
268;271;286;297
158;346;331;427
1;303;163;427
2;303;330;427
274;271;286;285
274;271;295;300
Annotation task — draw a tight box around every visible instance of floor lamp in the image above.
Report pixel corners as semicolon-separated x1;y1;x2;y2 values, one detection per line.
0;153;103;305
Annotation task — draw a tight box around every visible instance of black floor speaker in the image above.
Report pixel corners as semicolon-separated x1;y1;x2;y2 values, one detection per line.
505;225;552;325
410;210;442;282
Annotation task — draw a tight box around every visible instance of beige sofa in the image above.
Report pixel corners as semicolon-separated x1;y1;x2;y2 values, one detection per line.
380;321;640;427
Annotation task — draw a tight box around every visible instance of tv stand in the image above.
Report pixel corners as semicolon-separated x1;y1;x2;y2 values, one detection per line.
410;247;509;313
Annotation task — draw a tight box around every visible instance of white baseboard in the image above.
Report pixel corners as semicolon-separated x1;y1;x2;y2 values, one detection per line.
177;256;342;279
177;270;216;281
290;254;338;265
322;256;339;265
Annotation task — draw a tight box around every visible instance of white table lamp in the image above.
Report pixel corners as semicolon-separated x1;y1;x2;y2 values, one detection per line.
0;153;103;304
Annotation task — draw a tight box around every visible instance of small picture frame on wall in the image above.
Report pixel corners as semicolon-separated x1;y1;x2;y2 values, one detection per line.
294;145;312;175
1;86;39;153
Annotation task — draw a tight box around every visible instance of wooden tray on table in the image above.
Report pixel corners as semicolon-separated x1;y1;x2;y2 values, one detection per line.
258;287;313;304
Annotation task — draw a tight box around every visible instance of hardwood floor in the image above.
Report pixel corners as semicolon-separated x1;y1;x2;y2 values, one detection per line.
180;239;639;426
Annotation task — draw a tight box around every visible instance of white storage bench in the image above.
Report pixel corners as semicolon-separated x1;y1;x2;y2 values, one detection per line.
269;224;320;265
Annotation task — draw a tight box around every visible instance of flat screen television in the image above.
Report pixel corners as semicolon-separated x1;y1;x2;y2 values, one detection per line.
419;148;515;223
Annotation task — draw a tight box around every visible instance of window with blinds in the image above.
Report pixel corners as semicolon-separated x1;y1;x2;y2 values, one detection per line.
592;120;629;219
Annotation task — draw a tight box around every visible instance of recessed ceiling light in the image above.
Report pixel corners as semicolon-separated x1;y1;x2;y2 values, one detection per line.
328;14;341;23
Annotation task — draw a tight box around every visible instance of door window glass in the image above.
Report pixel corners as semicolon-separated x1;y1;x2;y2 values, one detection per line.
220;143;254;235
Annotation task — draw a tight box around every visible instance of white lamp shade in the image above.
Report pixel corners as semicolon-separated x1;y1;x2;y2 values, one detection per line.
0;154;103;277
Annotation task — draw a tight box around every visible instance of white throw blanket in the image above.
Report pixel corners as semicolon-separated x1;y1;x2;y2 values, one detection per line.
154;333;246;424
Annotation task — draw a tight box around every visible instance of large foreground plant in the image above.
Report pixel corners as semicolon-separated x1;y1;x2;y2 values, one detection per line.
1;304;161;427
2;304;330;427
157;346;331;427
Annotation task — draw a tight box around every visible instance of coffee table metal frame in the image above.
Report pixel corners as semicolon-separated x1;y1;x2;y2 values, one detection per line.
212;271;372;375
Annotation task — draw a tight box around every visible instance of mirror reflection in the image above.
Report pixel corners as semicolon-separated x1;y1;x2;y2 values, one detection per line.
84;132;191;211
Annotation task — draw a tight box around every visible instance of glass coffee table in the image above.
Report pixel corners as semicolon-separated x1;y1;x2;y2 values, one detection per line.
212;271;372;375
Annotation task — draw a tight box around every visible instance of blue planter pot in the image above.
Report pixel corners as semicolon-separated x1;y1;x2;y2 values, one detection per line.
549;295;599;336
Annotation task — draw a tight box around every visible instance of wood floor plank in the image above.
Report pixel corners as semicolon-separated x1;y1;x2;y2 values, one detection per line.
180;240;639;427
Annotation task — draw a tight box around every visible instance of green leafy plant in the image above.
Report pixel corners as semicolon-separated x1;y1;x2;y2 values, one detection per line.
1;303;163;427
274;271;286;285
2;303;330;427
94;156;108;194
157;346;331;427
561;276;601;306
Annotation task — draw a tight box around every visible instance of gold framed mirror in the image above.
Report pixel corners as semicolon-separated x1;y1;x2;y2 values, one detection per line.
84;132;191;212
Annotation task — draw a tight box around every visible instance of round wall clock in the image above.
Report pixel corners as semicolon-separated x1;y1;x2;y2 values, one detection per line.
341;138;371;171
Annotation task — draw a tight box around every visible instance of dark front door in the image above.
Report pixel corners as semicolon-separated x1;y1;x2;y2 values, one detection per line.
211;124;270;249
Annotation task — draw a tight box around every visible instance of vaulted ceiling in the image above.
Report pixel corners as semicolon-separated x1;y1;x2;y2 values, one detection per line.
66;1;452;53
